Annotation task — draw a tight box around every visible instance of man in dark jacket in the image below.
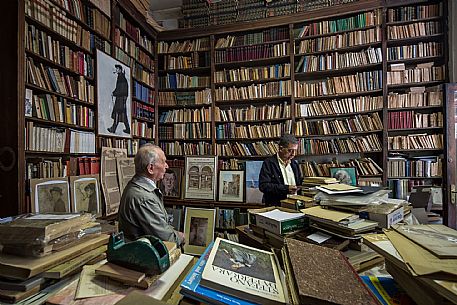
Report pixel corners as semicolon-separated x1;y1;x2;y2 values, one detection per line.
259;134;303;206
108;64;130;134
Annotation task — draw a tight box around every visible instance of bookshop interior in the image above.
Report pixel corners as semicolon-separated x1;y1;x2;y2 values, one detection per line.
1;0;457;304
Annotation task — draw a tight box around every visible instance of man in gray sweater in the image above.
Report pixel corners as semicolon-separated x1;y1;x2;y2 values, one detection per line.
118;143;185;246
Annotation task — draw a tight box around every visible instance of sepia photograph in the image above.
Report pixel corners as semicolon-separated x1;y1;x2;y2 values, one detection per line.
70;175;101;216
97;50;132;138
330;167;358;186
184;156;217;200
30;178;70;213
183;207;215;255
159;167;182;198
218;170;244;202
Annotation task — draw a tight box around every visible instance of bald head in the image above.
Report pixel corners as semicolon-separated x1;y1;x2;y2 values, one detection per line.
135;144;160;175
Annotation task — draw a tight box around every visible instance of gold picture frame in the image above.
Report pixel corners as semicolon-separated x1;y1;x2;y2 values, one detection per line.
183;207;216;255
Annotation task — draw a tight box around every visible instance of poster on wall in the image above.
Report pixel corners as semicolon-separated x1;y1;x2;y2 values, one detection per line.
97;50;132;138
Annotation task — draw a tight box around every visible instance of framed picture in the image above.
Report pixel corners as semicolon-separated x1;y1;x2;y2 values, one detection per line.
159;167;182;198
97;49;132;138
245;161;264;204
165;207;183;231
330;167;358;186
69;175;101;216
183;207;216;255
184;156;217;200
218;170;244;202
30;178;70;213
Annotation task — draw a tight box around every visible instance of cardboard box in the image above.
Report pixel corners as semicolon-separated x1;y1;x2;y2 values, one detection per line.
360;205;404;229
248;207;306;235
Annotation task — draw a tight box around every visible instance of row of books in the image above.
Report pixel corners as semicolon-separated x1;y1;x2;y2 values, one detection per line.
66;156;100;176
97;137;139;156
133;80;154;104
158;89;212;106
215;103;291;121
294;70;382;97
31;93;94;128
296;27;381;54
387;21;442;40
159;107;212;123
387;42;442;61
214;42;289;63
157;38;210;53
26;24;94;78
388;134;443;150
26;57;95;104
132;101;154;121
296;96;383;117
26;158;66;179
54;0;111;39
387;64;445;85
158;74;210;89
214;27;289;48
118;11;154;52
299;134;382;155
296;11;381;38
114;47;155;85
387;3;442;22
158;123;212;140
387;157;442;178
114;29;154;70
215;121;293;139
214;63;291;83
387;89;442;108
25;121;95;153
160;141;213;156
215;80;292;101
295;47;382;73
132;120;154;139
133;64;154;88
160;52;210;70
216;140;279;156
299;157;382;177
296;112;383;136
387;111;443;129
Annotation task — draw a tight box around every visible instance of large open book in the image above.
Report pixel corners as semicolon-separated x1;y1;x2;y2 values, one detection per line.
200;238;285;305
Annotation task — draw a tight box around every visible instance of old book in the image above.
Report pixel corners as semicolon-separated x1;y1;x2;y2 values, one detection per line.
201;238;286;305
114;291;168;305
0;275;46;292
0;284;42;303
283;238;380;305
95;263;158;289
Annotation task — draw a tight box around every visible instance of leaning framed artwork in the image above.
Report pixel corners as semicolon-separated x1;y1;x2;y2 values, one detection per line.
218;170;244;202
184;156;217;200
96;49;132;138
69;175;101;217
183;207;216;255
329;167;358;186
30;178;70;213
159;167;182;198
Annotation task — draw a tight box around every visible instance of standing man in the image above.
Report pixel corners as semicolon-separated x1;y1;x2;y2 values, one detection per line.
259;134;303;206
118;144;185;246
108;64;130;134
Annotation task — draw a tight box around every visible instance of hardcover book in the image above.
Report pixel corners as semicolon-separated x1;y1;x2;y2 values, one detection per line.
283;238;380;305
201;238;285;305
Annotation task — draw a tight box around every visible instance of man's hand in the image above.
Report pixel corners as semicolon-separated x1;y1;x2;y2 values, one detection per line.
288;185;298;194
178;231;186;245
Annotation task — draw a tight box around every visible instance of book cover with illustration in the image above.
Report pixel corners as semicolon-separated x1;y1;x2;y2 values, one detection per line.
201;238;285;305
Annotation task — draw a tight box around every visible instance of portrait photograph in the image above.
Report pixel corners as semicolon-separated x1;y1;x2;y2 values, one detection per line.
184;156;217;200
69;175;101;216
330;167;358;186
183;207;216;255
30;178;70;213
97;49;132;138
159;167;182;198
245;161;263;204
218;170;244;202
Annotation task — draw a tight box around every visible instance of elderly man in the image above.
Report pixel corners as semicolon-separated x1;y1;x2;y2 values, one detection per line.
118;144;185;246
259;134;303;206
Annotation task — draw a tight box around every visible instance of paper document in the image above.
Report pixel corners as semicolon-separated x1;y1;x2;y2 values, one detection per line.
307;232;332;244
75;265;125;299
258;209;304;221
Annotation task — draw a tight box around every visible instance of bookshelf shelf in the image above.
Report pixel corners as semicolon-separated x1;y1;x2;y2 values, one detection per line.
132;135;153;140
388;149;444;153
295;41;382;56
215;77;291;87
159;138;212;141
25;151;98;157
215;38;290;50
387;176;443;179
133;116;154;123
133;78;154;90
299;150;383;157
388;127;443;133
216;118;291;124
295;25;380;41
26;117;94;132
297;109;382;120
217;155;269;159
388;105;443;111
385;16;442;26
297;129;383;139
158;86;210;92
158;103;211;109
216;136;281;141
25;83;95;107
387;55;443;65
132;96;154;105
387;80;444;89
295;89;383;102
387;33;444;45
295;63;382;79
158;67;210;74
158;50;210;56
216;96;291;104
215;56;290;68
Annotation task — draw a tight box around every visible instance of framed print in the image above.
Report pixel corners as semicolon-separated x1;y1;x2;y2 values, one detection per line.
97;49;132;138
218;170;244;202
184;156;217;200
330;167;358;186
245;161;264;204
165;207;183;231
183;207;216;255
30;178;70;213
69;175;101;216
116;157;135;194
159;167;182;198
